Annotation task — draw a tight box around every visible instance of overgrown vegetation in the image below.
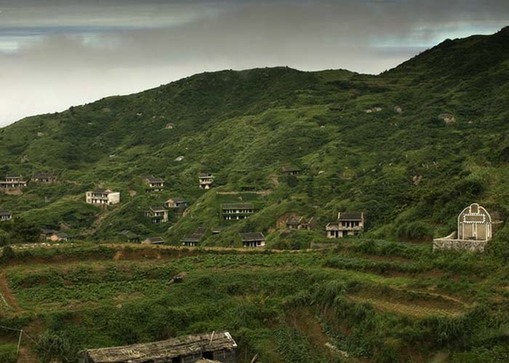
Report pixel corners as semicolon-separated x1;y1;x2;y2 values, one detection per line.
0;28;509;362
0;29;508;246
0;243;508;362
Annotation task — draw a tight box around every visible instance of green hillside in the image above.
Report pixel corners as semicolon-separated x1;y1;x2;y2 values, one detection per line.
1;28;509;249
0;34;505;248
0;27;508;363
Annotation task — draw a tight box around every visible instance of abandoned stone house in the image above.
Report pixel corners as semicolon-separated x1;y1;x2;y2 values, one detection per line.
84;331;237;363
0;175;27;190
239;232;265;247
145;175;165;192
281;165;301;176
0;210;12;221
145;206;169;224
85;189;120;206
181;227;207;247
199;173;214;189
222;203;254;220
166;198;189;209
326;212;365;238
433;203;494;252
32;172;56;183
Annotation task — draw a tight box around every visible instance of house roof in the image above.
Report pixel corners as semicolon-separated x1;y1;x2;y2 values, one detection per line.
85;331;237;363
338;212;363;221
144;236;165;244
150;206;167;213
33;172;54;179
166;198;187;204
145;175;164;183
0;210;12;216
180;235;203;243
91;188;109;194
222;203;254;210
181;227;206;243
282;165;301;172
199;173;214;178
239;232;265;242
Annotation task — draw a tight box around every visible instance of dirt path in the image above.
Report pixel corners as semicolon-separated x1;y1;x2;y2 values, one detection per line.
0;272;20;312
17;346;39;363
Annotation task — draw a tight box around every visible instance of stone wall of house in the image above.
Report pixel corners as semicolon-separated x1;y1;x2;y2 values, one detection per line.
432;239;488;253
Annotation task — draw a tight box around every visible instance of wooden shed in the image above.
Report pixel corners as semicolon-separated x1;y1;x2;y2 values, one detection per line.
84;331;237;363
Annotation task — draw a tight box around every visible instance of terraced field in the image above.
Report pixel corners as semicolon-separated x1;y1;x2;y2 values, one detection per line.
0;241;508;362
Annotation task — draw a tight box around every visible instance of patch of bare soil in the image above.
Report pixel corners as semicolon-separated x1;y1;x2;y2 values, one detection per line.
0;272;20;313
346;287;469;319
286;308;329;348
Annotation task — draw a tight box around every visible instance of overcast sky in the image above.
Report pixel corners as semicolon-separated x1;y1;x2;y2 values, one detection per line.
0;0;507;126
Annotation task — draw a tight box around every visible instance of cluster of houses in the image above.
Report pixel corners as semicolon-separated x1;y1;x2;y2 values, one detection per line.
0;173;57;224
0;169;499;252
0;173;56;191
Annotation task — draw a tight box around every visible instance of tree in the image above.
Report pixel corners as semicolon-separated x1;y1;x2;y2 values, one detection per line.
11;218;40;243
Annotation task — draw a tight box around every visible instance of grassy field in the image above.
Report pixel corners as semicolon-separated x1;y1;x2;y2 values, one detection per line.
0;241;508;362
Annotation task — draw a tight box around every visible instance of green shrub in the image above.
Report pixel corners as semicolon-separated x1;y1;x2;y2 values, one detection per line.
0;344;17;363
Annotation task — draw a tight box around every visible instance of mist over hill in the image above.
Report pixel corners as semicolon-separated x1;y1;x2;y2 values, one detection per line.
0;27;508;250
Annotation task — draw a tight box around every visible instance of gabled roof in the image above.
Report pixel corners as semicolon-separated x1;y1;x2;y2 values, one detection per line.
338;212;363;221
181;227;206;243
222;203;254;210
198;172;214;178
145;236;165;244
85;331;237;363
149;206;167;213
239;232;265;242
0;210;12;216
145;175;164;183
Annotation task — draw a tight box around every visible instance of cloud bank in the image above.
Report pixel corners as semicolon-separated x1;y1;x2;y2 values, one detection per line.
0;0;507;125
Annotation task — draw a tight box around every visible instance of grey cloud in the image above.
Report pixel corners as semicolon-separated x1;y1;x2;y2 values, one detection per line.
0;0;507;125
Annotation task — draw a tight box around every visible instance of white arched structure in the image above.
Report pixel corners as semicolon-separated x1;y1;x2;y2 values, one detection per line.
433;203;493;253
457;203;492;241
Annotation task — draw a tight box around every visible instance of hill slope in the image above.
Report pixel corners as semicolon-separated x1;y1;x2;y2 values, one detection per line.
0;28;508;249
